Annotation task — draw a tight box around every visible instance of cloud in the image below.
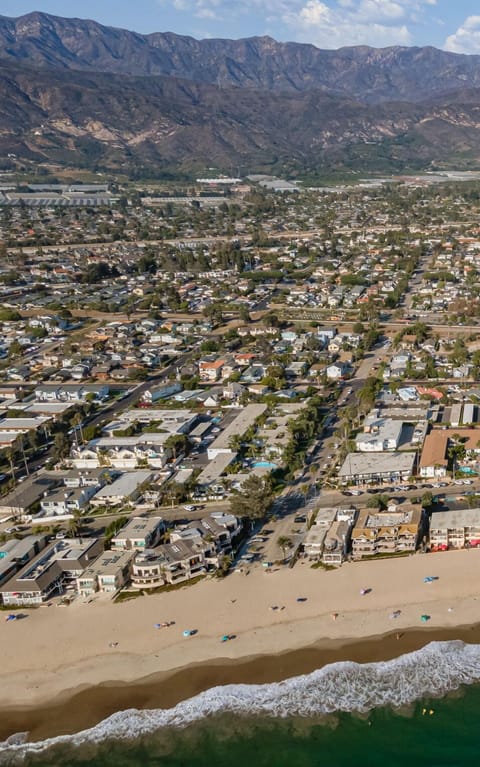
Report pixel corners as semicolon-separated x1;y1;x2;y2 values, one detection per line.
157;0;436;48
444;16;480;54
281;1;429;48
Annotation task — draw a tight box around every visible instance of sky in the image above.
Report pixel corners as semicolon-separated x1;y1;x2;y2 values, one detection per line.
2;1;480;52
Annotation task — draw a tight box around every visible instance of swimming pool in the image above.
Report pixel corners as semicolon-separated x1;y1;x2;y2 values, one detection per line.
252;461;278;470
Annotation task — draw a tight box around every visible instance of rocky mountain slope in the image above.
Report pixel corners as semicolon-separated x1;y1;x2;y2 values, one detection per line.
2;60;480;176
2;12;480;176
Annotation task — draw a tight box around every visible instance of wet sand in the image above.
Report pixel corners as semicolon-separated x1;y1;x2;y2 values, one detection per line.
2;622;480;743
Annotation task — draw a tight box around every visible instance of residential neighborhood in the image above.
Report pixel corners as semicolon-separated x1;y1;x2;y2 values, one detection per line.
3;174;480;607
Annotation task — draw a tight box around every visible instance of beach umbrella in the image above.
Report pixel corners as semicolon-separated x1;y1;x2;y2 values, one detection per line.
183;629;192;637
5;614;16;622
221;635;229;642
420;614;431;622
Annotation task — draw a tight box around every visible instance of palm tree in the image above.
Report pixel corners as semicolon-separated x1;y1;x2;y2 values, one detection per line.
68;511;83;542
4;446;16;483
228;434;243;453
220;477;233;495
277;535;292;563
72;412;85;446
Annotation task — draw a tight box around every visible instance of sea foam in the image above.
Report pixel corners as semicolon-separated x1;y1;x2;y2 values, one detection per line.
1;640;480;763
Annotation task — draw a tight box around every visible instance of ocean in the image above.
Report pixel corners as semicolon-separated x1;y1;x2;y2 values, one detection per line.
2;640;480;766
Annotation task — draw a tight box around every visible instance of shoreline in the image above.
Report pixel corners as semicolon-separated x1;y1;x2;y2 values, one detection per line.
2;548;480;742
2;622;480;743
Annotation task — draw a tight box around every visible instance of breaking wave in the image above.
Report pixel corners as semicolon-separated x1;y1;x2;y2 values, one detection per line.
2;640;480;763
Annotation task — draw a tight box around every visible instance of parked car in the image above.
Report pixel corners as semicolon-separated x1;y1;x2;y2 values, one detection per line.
183;505;197;511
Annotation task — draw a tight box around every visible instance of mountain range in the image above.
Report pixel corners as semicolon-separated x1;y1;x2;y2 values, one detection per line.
2;12;480;177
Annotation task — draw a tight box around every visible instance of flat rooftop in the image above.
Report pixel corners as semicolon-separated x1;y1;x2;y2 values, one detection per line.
197;453;236;485
208;405;267;451
430;508;480;529
339;452;415;478
94;471;153;498
80;550;134;578
113;516;163;540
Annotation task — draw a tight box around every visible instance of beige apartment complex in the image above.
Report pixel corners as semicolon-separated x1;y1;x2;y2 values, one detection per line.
351;503;423;560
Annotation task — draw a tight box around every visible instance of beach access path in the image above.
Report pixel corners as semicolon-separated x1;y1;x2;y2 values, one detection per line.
1;548;479;709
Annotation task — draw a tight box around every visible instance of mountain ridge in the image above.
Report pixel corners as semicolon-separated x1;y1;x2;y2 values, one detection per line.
2;12;480;104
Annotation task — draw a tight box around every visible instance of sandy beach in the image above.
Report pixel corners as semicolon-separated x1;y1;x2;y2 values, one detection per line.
1;548;480;741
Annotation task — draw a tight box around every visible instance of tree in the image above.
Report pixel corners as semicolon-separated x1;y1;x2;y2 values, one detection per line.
238;305;251;323
8;340;23;359
366;494;389;511
421;491;433;509
202;302;223;324
104;515;129;547
229;475;273;520
164;434;190;460
68;512;83;541
228;434;243;453
277;535;292;563
448;434;467;473
4;446;16;482
163;481;186;506
200;339;219;353
83;424;101;442
53;432;70;461
71;412;85;446
216;553;233;577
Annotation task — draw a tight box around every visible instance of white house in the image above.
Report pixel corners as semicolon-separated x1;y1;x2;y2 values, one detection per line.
91;471;153;506
325;362;348;380
355;420;403;452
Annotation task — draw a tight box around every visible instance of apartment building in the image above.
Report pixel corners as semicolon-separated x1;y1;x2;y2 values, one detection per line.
429;509;480;551
351;503;423;560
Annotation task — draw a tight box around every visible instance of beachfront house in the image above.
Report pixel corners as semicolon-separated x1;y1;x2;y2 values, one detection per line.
111;516;165;551
0;535;47;589
0;538;103;606
303;507;357;565
429;508;480;551
131;539;209;588
76;550;136;597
